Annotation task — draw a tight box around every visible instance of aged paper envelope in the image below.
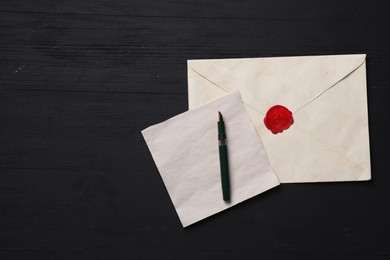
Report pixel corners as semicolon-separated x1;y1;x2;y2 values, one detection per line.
142;90;279;227
188;54;371;183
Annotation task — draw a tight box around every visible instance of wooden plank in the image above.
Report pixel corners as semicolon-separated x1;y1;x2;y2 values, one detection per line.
1;11;390;94
1;0;387;22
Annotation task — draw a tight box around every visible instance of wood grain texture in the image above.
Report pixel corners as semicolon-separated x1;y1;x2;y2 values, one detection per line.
1;0;390;259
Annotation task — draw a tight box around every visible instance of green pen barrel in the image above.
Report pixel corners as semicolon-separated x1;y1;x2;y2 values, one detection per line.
219;145;230;201
218;121;226;139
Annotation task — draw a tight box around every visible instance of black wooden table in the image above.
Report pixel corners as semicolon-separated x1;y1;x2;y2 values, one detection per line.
1;1;390;259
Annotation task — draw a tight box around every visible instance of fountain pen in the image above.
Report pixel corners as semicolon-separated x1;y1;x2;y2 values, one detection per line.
218;111;230;202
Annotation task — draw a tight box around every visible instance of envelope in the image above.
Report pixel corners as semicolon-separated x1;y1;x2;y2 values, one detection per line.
188;54;371;183
142;90;279;227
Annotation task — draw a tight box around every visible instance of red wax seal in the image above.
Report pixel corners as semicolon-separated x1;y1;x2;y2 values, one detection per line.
264;105;294;134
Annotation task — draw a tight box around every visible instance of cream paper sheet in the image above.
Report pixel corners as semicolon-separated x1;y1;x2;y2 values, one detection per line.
142;90;279;227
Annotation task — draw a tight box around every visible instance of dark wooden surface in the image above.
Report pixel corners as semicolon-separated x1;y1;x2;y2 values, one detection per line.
1;1;390;259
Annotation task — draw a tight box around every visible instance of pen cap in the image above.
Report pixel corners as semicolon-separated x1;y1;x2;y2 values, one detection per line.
218;121;226;140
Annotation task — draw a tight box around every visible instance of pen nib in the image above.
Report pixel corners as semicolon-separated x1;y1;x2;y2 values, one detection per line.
218;111;223;122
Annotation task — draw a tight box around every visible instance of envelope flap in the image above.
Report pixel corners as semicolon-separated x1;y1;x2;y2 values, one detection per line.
188;54;366;114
